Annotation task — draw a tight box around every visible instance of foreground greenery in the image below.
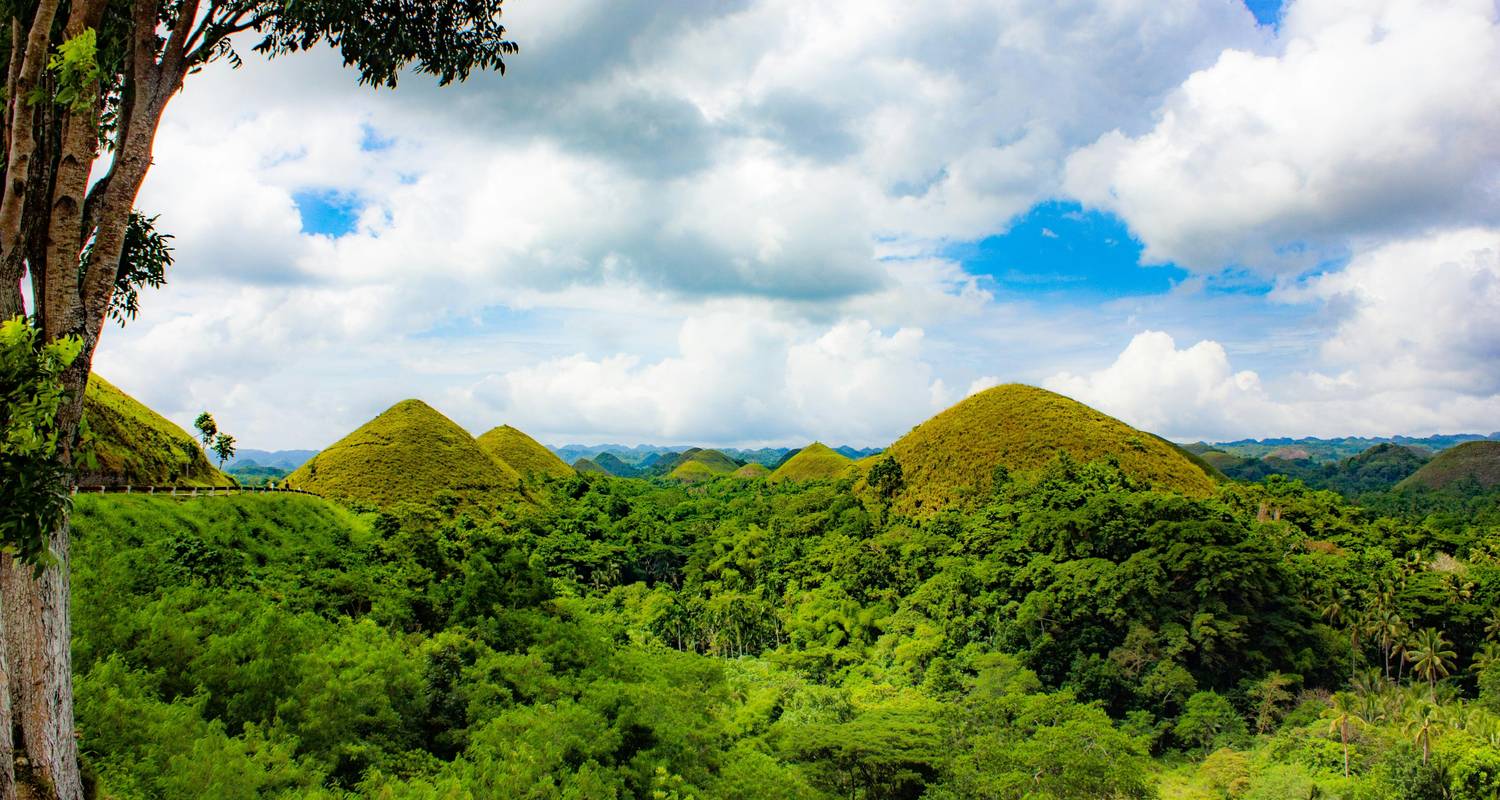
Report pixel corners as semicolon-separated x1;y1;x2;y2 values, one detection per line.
69;457;1500;798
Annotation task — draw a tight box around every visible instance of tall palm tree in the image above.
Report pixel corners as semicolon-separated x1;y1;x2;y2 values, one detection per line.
1328;691;1370;778
1486;608;1500;643
1406;628;1458;702
1323;593;1363;681
1472;642;1500;675
1367;609;1404;680
1404;704;1445;766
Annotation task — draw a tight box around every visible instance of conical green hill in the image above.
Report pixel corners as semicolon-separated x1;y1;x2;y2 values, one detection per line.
573;457;610;475
879;384;1217;514
1397;441;1500;491
667;449;739;482
477;424;572;479
283;399;521;507
769;442;856;483
733;462;771;479
78;375;233;487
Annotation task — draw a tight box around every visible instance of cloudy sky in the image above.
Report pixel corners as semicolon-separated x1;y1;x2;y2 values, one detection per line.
83;0;1500;450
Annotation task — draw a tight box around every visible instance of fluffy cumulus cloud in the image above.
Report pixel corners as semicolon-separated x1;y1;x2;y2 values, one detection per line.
1065;0;1500;271
471;315;975;446
1048;229;1500;440
85;0;1500;447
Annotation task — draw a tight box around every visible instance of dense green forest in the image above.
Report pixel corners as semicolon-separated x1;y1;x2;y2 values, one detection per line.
67;454;1500;799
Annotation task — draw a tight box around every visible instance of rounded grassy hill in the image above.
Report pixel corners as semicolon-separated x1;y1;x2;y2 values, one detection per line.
573;457;609;475
79;375;233;488
477;424;573;479
733;462;771;479
769;442;857;483
1396;441;1500;492
666;449;740;482
283;399;521;508
878;384;1218;513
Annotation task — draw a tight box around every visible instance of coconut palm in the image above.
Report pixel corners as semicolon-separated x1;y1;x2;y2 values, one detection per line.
1327;691;1371;778
1472;642;1500;675
1366;608;1404;679
1486;608;1500;643
1404;704;1445;766
1406;627;1457;702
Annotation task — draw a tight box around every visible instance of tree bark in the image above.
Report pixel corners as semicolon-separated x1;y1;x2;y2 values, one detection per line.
0;575;13;800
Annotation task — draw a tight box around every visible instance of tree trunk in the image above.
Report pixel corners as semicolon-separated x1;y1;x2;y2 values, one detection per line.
0;581;14;800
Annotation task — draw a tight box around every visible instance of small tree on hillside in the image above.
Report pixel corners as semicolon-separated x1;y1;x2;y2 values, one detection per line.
210;432;235;470
194;412;217;447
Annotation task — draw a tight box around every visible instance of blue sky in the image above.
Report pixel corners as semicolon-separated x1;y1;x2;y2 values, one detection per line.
90;0;1500;449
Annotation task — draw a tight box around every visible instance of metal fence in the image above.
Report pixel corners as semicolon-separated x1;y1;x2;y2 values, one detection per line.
71;484;321;498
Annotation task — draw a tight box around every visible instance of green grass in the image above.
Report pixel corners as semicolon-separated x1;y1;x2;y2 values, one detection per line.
1397;440;1500;491
769;442;856;483
877;383;1218;514
477;425;573;479
573;457;609;475
665;449;740;482
283;399;522;508
732;462;771;479
79;375;232;487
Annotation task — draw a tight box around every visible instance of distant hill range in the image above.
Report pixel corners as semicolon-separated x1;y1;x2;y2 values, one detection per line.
1187;433;1499;463
223;449;319;470
551;443;882;468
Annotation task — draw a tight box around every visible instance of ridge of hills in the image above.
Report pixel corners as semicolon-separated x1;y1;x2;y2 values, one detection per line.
283;399;522;508
1397;440;1500;492
79;375;233;488
572;457;610;475
1203;442;1432;497
666;449;741;482
551;442;882;467
769;442;857;483
878;384;1218;514
477;424;574;479
733;462;771;478
1189;432;1498;463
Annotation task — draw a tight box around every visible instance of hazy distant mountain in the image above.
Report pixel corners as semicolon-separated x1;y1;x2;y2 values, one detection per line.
551;443;882;468
223;449;319;470
1191;433;1498;463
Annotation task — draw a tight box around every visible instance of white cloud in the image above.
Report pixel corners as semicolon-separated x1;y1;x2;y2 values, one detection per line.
1047;230;1500;439
1065;0;1500;270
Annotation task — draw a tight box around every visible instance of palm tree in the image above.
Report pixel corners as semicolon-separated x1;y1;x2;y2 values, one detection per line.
1472;642;1500;675
1324;594;1364;681
1327;691;1370;778
1406;628;1458;702
1366;609;1404;679
1404;704;1444;766
1486;608;1500;643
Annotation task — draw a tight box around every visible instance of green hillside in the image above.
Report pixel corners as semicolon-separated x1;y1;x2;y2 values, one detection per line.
666;449;739;482
879;384;1217;513
477;424;573;479
79;375;232;487
1397;440;1500;491
283;399;522;508
594;452;640;477
768;442;856;483
573;457;610;475
732;462;771;479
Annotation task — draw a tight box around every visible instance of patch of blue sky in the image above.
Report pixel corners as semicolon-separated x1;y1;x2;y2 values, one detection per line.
414;306;544;340
948;201;1189;298
1242;0;1283;27
293;189;363;237
360;123;396;152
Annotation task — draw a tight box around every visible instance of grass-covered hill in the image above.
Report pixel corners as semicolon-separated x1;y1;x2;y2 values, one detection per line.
879;384;1217;513
476;424;573;480
78;375;233;488
283;399;522;508
768;442;857;483
665;449;741;482
1397;440;1500;491
1207;443;1432;497
573;457;610;475
593;452;640;477
732;462;771;479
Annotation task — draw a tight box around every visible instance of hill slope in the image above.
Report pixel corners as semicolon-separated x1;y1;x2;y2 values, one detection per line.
769;442;857;483
283;400;521;507
477;425;573;479
667;449;740;482
1397;441;1500;492
733;462;771;479
79;375;232;487
881;384;1217;513
573;457;610;475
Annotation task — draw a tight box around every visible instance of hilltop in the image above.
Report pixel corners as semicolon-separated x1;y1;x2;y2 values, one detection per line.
880;384;1216;513
593;452;640;477
78;375;232;488
283;399;522;508
1397;441;1500;492
666;449;740;482
477;425;573;479
573;457;610;475
1194;432;1496;463
732;462;771;479
769;442;857;483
